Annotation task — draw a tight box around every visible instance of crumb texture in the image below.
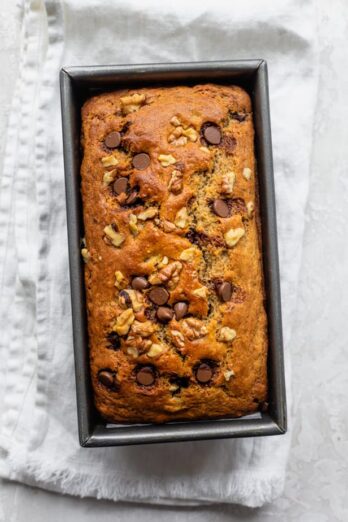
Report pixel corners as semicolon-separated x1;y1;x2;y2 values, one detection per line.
80;84;268;423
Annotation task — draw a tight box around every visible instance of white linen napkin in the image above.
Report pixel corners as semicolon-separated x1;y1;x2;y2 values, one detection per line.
0;0;318;507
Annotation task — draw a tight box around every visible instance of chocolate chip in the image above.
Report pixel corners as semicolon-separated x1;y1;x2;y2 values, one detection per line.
119;290;132;308
98;370;116;388
104;131;121;149
195;362;213;384
113;177;128;195
230;112;247;122
221;135;237;154
148;286;169;306
174;302;188;320
216;281;232;302
156;306;174;323
132;153;150;170
106;332;121;350
136;366;155;386
125;189;139;205
212;199;229;218
203;125;221;145
131;276;149;291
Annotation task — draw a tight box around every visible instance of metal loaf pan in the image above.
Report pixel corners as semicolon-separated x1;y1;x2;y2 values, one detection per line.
60;60;287;447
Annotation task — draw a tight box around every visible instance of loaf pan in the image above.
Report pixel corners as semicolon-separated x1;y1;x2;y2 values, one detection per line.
60;60;287;447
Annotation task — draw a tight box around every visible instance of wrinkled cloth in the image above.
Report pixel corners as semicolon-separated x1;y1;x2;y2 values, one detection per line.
0;0;318;507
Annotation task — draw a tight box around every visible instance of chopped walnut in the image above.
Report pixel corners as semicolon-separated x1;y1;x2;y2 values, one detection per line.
104;225;125;247
126;214;137;235
243;167;252;180
170;116;181;127
148;261;182;289
247;201;254;217
159;219;177;233
137;207;158;221
113;308;134;336
193;286;208;299
179;246;201;262
171;329;185;348
218;327;236;342
101;155;119;167
126;346;139;359
81;248;90;263
182;127;198;142
103;169;116;185
114;270;127;290
130;320;156;337
125;334;152;353
120;93;146;115
168;169;183;194
158;154;177;167
224;227;245;248
119;289;144;312
175;207;189;229
224;369;235;381
221;171;236;194
144;254;164;271
181;318;208;340
147;343;166;358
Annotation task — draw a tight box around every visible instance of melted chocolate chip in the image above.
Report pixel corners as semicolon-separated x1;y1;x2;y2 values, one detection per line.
230;112;247;122
106;332;121;350
125;189;139;206
169;375;190;389
185;227;225;248
173;302;188;320
113;177;128;195
104;131;121;149
131;276;149;291
119;290;132;308
203;124;221;145
133;153;150;170
148;286;169;306
156;306;174;323
98;370;117;388
212;199;230;218
195;362;213;384
136;365;156;386
216;281;232;302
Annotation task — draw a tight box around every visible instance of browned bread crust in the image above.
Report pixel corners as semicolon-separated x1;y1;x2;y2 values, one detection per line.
80;84;268;423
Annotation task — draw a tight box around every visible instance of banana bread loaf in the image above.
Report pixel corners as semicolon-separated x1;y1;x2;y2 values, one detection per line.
80;84;268;424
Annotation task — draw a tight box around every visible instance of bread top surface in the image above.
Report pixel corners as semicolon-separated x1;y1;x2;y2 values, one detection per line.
80;84;268;423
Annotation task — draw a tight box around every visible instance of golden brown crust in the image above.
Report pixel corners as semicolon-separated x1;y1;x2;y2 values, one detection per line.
80;84;268;424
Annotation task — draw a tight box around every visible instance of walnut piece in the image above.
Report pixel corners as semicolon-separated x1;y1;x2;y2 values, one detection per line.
168;169;183;194
104;225;125;247
81;248;90;263
131;320;156;337
148;261;182;289
119;289;144;312
158;154;177;167
168;117;198;145
147;343;166;358
114;270;127;290
128;213;138;235
192;286;208;299
179;246;201;262
126;346;139;359
181;318;208;340
171;329;185;348
120;93;146;115
224;369;235;381
224;227;245;248
175;207;189;229
103;169;116;185
125;335;152;353
170;116;181;126
159;219;177;233
218;327;236;342
221;171;236;194
247;201;254;217
101;155;119;167
113;308;134;336
243;167;252;180
137;207;158;221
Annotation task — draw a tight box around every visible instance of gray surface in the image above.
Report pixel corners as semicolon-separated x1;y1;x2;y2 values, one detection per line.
1;1;348;521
